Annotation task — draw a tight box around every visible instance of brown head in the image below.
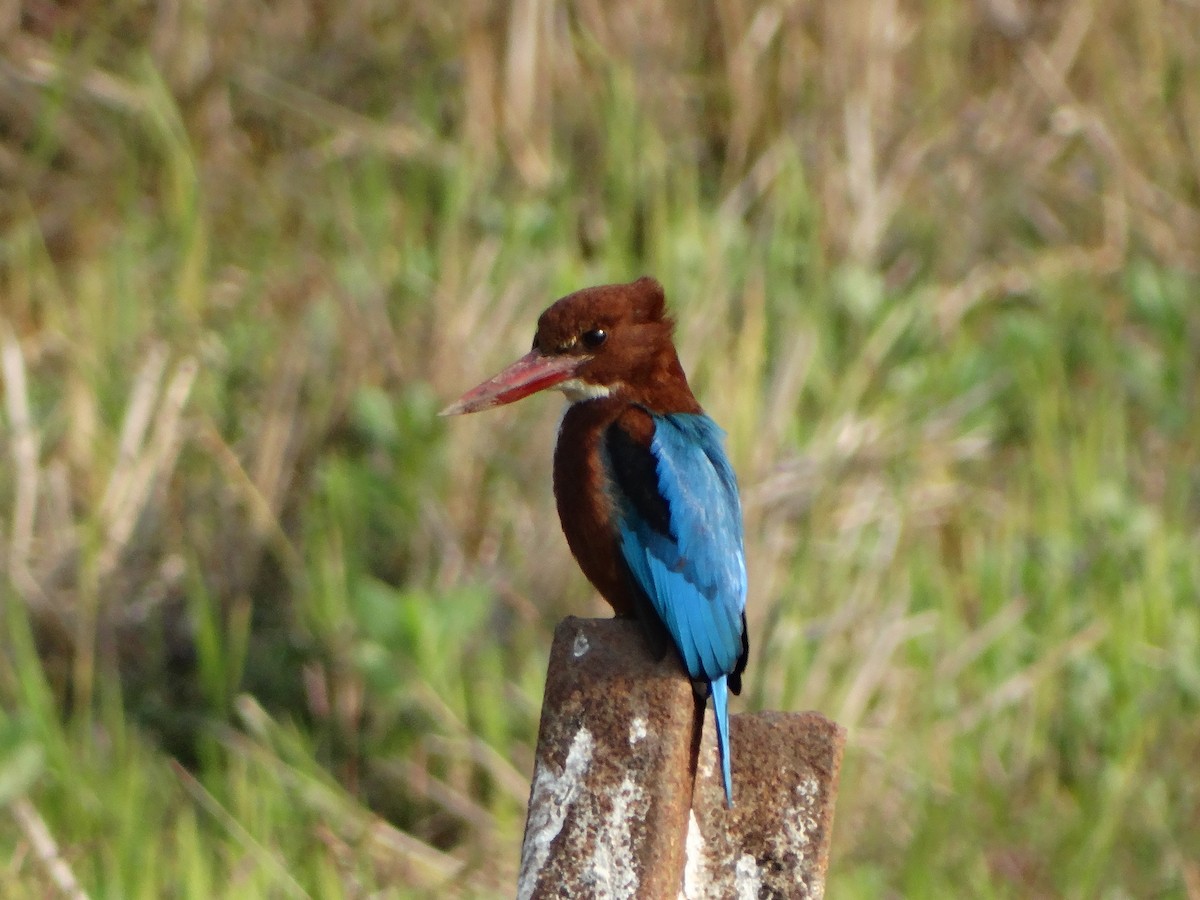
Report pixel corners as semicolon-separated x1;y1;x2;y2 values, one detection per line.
440;277;701;415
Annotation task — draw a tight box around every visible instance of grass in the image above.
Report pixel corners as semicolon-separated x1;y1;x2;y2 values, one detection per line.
1;1;1199;896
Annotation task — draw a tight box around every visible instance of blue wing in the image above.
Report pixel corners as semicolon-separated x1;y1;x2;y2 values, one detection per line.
605;411;747;805
605;411;747;684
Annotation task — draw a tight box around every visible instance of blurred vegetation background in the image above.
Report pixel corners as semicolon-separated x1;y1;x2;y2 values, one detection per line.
1;0;1198;896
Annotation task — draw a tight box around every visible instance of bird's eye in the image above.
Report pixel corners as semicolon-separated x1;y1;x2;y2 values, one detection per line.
581;329;607;349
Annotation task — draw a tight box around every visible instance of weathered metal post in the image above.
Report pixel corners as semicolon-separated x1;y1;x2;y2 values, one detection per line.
518;617;845;899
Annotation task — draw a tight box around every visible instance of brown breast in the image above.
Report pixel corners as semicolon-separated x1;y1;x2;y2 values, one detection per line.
552;399;640;615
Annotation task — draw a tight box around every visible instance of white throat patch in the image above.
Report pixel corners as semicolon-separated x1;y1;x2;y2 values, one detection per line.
557;378;615;403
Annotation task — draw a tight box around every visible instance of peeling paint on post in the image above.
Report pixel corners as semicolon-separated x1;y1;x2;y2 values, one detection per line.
518;617;697;899
684;712;844;898
518;617;845;899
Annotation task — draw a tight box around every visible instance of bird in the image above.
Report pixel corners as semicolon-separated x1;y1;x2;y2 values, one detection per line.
441;276;749;807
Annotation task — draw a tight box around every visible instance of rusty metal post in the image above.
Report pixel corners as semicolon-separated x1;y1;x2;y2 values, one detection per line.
683;711;844;898
517;617;697;899
517;617;845;899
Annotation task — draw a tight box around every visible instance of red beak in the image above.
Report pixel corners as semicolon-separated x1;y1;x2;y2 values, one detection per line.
440;350;584;416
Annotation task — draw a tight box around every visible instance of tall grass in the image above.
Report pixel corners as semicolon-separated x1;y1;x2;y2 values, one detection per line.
1;1;1198;896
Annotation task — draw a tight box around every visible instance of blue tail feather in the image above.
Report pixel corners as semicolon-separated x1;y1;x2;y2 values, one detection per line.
711;675;733;807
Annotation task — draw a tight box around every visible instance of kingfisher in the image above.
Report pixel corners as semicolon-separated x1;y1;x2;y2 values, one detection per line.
441;276;749;807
